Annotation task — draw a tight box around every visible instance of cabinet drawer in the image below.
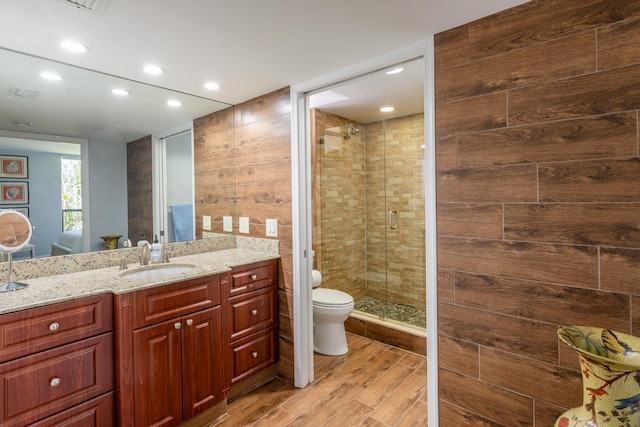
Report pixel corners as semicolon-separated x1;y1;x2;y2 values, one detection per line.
134;274;221;328
29;392;114;427
229;287;277;341
0;333;113;427
0;294;112;363
228;260;277;297
229;326;278;384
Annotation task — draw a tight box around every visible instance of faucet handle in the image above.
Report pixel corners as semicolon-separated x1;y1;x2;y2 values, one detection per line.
111;256;128;270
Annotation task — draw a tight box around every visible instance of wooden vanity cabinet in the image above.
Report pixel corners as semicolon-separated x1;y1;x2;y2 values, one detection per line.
115;274;225;427
225;260;279;385
0;294;114;427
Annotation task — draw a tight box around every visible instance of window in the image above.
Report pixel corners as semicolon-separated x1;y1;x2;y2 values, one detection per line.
61;157;82;231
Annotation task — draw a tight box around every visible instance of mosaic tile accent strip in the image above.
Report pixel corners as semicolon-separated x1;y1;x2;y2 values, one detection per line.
353;296;426;329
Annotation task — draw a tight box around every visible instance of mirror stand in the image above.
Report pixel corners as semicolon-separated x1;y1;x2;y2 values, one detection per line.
0;252;28;292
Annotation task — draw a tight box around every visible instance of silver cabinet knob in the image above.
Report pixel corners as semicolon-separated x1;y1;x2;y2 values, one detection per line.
251;309;258;316
186;319;193;326
50;377;61;387
174;322;181;329
49;322;60;331
250;274;257;280
251;352;258;358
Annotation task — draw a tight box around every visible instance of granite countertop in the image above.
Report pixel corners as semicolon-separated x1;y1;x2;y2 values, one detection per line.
0;248;280;315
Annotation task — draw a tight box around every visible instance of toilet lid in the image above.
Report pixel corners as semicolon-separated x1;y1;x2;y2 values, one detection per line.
313;288;354;307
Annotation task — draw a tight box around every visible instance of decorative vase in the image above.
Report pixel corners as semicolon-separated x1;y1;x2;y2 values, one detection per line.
555;326;640;427
99;235;122;250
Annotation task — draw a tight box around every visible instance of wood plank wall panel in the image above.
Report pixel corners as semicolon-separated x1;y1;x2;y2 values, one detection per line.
127;135;153;244
435;1;640;424
193;87;294;384
458;113;637;167
436;31;596;103
598;17;640;70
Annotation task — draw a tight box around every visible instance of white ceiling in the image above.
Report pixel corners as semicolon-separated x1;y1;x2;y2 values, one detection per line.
0;0;529;148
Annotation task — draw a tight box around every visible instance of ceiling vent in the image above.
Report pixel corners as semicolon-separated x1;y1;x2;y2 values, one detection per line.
58;0;113;15
7;87;38;100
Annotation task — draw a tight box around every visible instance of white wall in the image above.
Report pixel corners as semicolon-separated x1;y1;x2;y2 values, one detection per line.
165;131;193;242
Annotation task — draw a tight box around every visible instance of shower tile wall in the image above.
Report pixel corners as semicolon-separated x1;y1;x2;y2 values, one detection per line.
365;114;425;309
312;109;366;300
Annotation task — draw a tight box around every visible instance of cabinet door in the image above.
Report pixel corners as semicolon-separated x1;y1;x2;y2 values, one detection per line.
134;320;183;427
181;306;224;419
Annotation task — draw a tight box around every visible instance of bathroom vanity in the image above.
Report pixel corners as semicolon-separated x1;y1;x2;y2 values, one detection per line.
0;251;279;427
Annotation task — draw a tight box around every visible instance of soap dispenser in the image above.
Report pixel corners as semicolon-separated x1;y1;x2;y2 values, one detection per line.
150;235;163;262
137;232;149;247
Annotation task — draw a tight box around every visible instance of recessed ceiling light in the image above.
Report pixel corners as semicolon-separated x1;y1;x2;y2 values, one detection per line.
204;81;220;90
385;67;404;75
60;40;88;53
40;71;63;81
380;106;394;113
143;64;164;75
112;88;130;96
167;99;182;107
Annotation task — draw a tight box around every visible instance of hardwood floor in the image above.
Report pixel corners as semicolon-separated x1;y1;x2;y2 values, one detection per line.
209;333;427;426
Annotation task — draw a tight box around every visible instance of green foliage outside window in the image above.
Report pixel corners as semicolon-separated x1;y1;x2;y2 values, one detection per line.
61;158;82;231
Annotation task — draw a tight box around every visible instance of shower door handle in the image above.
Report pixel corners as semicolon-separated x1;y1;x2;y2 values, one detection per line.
388;210;398;229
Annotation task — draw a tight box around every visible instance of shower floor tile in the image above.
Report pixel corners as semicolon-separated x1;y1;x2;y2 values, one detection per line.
354;296;426;329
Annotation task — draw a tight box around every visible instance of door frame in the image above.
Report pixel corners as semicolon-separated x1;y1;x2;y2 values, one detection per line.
290;37;438;425
152;122;194;243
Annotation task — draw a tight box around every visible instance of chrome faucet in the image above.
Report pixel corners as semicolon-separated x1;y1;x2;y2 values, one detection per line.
140;243;152;266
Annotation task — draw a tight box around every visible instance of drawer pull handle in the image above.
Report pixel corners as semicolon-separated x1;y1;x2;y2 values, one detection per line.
49;322;60;331
251;274;257;280
252;352;258;358
251;309;258;316
50;377;61;387
174;322;181;329
186;319;193;326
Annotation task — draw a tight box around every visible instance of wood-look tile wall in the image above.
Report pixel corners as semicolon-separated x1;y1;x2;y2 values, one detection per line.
193;87;295;384
435;1;640;425
127;135;153;244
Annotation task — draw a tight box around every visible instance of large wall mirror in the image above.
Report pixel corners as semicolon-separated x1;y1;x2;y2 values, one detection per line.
0;47;232;258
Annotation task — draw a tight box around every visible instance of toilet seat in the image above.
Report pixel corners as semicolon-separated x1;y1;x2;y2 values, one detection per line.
313;288;354;308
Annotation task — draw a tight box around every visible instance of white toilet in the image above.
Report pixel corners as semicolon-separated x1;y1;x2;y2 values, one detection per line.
312;268;354;356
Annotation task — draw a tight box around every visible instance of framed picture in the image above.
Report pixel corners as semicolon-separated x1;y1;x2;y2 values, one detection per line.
0;182;28;204
4;207;29;217
0;155;28;179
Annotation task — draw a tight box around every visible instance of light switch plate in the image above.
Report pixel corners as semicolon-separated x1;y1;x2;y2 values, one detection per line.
239;217;250;234
203;215;211;231
266;218;278;237
223;216;233;232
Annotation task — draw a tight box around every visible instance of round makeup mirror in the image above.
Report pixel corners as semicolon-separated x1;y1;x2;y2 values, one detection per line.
0;210;33;291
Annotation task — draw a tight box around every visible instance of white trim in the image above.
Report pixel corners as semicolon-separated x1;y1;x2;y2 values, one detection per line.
290;89;314;388
424;35;439;427
290;38;438;426
152;122;194;243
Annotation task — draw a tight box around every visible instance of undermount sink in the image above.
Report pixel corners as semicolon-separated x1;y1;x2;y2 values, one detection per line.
119;263;196;280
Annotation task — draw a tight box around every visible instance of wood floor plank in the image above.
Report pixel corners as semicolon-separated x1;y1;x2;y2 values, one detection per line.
289;382;363;426
251;406;297;427
322;399;374;427
369;372;427;426
396;400;428;427
356;362;415;407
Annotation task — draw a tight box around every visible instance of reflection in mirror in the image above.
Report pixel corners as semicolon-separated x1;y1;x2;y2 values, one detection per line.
0;47;232;258
0;210;32;291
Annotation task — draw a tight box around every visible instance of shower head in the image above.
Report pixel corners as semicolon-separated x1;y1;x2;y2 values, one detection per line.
344;123;360;139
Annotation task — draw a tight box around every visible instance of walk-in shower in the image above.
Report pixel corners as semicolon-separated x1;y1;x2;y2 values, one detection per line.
311;110;426;333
